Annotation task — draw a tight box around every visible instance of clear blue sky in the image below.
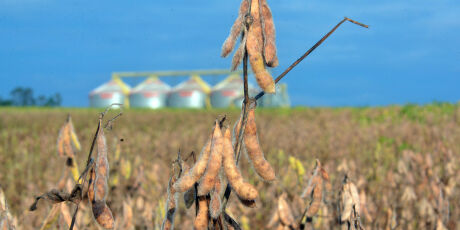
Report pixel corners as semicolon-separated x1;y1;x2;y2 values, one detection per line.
0;0;459;107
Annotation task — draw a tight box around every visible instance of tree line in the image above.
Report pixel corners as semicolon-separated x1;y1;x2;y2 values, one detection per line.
0;87;61;107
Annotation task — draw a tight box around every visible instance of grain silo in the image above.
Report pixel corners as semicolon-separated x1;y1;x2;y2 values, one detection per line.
211;74;257;108
167;75;211;108
129;77;171;109
89;79;131;108
259;83;290;108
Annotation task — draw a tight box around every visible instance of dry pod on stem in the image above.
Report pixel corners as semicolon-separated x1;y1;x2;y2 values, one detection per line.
91;201;114;229
222;0;278;93
339;175;363;229
161;156;181;230
181;160;196;209
209;173;223;219
88;119;114;229
223;128;259;202
278;193;297;229
260;0;278;67
306;174;323;218
57;115;81;158
244;104;276;181
194;196;210;230
0;185;15;230
221;0;249;58
298;159;328;229
92;122;110;201
198;121;224;196
174;135;212;193
57;115;81;182
31;106;124;230
246;0;275;93
266;193;298;229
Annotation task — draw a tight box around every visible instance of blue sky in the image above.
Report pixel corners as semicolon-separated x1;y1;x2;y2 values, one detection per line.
0;0;459;107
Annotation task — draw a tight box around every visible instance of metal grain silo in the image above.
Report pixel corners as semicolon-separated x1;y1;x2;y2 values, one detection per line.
259;83;290;108
129;77;171;109
210;74;257;108
89;79;131;108
167;75;211;108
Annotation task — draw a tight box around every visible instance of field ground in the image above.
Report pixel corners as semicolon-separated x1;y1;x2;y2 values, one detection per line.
1;104;460;229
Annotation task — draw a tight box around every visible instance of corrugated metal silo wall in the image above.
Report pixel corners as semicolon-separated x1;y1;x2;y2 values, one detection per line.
168;90;206;108
129;79;171;109
89;92;125;108
167;78;207;108
130;92;169;109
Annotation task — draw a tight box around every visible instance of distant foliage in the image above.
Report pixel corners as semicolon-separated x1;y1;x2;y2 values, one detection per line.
1;87;61;107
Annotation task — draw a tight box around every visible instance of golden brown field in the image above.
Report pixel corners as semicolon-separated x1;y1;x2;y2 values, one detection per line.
1;104;459;229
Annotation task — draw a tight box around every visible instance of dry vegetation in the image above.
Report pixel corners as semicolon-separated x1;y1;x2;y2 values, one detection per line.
0;1;382;230
0;104;459;229
4;0;445;229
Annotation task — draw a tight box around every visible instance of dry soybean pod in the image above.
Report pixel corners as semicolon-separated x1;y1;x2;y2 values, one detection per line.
197;122;223;196
259;0;278;67
231;30;248;71
278;193;295;227
174;135;212;193
209;173;223;219
182;162;196;209
232;112;243;146
248;49;275;93
87;168;96;202
221;0;249;57
162;171;179;230
320;167;332;194
94;123;109;201
223;128;258;200
306;175;323;218
246;0;275;93
244;105;276;181
56;123;68;157
194;196;209;230
60;122;75;158
301;160;321;198
340;176;360;222
68;117;81;151
91;200;114;229
340;183;353;222
90;121;114;229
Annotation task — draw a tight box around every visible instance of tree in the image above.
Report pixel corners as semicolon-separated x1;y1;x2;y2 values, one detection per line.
10;87;35;106
1;87;62;107
44;93;62;107
0;97;12;106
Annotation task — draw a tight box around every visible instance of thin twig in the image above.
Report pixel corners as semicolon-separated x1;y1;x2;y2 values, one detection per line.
219;115;227;129
255;17;368;100
243;50;250;103
184;151;195;163
104;112;123;130
345;17;369;28
69;205;79;230
83;119;101;173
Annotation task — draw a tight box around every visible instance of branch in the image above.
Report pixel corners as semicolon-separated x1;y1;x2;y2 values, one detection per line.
255;17;368;100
